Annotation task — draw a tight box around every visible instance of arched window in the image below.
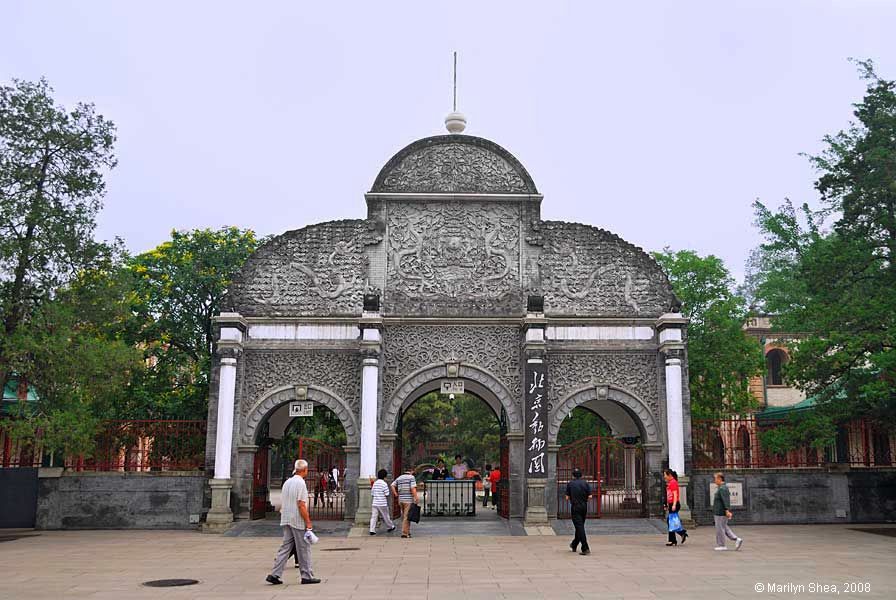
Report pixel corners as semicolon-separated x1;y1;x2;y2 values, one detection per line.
738;426;751;467
766;348;788;386
712;430;726;467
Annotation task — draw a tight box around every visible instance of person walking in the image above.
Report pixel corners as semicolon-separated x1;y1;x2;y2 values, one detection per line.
266;459;321;586
390;467;418;538
664;469;688;546
481;463;492;507
313;467;326;508
488;465;501;510
369;469;396;535
565;468;592;556
712;472;743;551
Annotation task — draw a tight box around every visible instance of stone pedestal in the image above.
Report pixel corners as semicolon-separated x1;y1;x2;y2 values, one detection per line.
352;476;373;532
678;474;695;527
523;479;550;531
202;478;233;533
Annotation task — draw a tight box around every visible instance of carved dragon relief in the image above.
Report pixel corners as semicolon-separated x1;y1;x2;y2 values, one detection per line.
386;202;521;307
228;220;382;316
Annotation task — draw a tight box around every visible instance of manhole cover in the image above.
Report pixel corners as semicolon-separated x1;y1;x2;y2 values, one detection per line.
321;547;361;552
142;579;200;587
849;527;896;538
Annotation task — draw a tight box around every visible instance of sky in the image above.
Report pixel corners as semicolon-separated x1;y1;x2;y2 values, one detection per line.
3;1;895;282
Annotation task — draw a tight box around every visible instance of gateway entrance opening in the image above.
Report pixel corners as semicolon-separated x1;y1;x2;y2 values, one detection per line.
392;390;509;520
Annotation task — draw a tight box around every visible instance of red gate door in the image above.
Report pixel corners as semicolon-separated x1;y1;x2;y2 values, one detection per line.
557;436;646;519
498;434;509;518
251;446;269;520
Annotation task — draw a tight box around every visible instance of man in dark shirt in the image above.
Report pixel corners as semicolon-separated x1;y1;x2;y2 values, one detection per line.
565;468;592;555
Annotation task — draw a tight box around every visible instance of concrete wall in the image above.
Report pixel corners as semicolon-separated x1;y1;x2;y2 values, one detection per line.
36;470;206;530
690;468;896;525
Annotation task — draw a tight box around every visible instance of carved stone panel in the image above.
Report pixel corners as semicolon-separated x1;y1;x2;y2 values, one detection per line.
548;352;659;417
240;350;362;420
384;201;523;315
227;220;382;317
382;325;521;404
536;222;674;317
372;136;536;194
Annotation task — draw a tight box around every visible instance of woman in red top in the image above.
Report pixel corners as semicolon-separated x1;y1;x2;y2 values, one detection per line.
488;467;501;510
664;469;688;546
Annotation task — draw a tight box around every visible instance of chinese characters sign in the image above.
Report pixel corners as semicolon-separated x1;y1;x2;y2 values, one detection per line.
288;401;314;417
525;365;547;478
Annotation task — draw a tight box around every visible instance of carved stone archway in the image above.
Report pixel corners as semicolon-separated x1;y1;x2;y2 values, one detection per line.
243;384;360;446
381;363;523;434
547;384;660;445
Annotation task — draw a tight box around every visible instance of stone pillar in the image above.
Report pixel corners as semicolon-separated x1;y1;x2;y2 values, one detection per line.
657;312;692;524
343;445;360;520
203;312;246;533
522;308;550;530
354;311;381;530
620;441;639;509
545;443;560;518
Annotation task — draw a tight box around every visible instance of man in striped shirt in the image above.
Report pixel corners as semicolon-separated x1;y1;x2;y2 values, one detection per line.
369;469;396;535
390;467;419;538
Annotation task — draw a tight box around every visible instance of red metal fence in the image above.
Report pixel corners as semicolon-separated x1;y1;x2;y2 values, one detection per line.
1;420;206;471
693;417;895;469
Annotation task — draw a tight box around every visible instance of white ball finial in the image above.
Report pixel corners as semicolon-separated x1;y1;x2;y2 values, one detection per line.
445;111;467;134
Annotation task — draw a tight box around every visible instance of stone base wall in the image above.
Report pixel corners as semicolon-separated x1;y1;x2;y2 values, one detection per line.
690;468;896;525
36;470;206;530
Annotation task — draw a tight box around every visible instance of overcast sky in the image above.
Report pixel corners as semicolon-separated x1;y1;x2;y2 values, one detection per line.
3;1;895;281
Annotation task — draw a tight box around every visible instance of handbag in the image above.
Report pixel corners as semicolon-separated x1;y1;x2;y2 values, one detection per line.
667;511;683;532
408;503;421;523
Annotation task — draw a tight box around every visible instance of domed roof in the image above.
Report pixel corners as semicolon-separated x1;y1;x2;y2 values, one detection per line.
371;134;538;194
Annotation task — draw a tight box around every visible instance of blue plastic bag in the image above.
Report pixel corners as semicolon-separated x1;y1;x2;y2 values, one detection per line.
668;512;683;532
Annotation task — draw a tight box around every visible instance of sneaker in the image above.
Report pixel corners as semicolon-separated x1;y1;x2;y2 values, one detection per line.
301;578;321;585
387;526;396;532
265;575;282;585
401;534;408;538
735;538;743;551
294;564;300;568
714;546;727;551
569;542;577;552
369;531;376;536
580;549;591;556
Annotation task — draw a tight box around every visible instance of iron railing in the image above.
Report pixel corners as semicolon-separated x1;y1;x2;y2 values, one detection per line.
1;419;206;471
693;417;895;469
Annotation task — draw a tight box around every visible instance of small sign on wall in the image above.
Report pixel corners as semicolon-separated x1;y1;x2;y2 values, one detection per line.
709;482;744;507
440;380;464;395
289;401;314;418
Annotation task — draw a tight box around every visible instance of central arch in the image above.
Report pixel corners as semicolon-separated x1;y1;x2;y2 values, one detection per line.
381;363;523;434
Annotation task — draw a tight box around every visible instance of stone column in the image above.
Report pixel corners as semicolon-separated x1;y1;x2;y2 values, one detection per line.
354;312;382;530
203;312;246;533
657;312;692;524
522;309;551;530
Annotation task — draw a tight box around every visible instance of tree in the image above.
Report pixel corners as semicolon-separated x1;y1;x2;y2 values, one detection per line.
2;249;142;461
749;60;896;429
653;249;764;419
0;78;116;393
124;228;259;418
557;407;610;446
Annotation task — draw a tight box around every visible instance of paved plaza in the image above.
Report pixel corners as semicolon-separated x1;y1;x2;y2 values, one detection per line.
1;523;894;599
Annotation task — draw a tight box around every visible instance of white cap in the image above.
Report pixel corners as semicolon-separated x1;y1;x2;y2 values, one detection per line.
445;111;467;134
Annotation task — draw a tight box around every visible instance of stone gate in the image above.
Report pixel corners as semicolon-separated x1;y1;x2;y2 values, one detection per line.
203;129;692;531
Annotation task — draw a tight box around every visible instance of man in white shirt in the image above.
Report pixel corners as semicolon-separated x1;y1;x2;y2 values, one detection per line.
369;468;396;535
266;459;320;586
451;455;468;480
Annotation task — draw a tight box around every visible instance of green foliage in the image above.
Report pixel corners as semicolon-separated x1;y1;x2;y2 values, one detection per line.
0;77;117;393
652;249;764;419
557;407;609;446
758;411;838;455
123;228;259;419
401;392;500;469
748;60;896;429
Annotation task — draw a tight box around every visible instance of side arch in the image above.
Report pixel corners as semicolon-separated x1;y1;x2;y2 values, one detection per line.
243;384;360;446
381;363;523;434
547;384;660;445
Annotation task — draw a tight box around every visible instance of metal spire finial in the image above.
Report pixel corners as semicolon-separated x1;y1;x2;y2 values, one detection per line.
445;51;467;134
